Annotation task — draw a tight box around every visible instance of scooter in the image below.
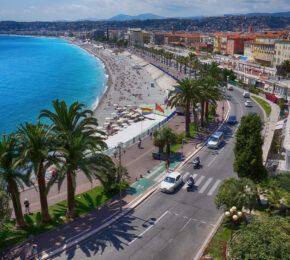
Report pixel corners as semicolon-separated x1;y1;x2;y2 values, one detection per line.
186;176;195;191
192;156;201;169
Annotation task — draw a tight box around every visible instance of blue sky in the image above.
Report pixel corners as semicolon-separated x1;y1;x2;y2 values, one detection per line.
0;0;289;21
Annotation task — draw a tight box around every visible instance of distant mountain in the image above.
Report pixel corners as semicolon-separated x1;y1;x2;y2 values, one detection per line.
224;11;290;17
107;13;164;21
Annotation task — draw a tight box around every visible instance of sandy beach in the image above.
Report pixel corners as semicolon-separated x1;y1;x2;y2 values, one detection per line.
72;41;176;126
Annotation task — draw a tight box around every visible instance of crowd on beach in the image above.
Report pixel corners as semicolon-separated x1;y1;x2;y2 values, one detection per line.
79;43;167;126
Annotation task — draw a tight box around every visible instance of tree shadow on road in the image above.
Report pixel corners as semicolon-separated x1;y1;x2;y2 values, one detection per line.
55;210;155;260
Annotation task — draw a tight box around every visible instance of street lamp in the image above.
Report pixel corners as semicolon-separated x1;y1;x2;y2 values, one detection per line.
225;206;243;241
113;142;126;212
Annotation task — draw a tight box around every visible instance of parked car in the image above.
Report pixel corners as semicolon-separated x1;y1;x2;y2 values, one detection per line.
243;91;250;98
227;115;237;124
228;85;234;91
245;100;253;107
160;171;183;193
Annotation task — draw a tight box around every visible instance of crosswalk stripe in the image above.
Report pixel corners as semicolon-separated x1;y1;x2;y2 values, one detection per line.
182;172;190;180
191;173;198;180
194;175;205;186
198;178;213;194
207;179;221;196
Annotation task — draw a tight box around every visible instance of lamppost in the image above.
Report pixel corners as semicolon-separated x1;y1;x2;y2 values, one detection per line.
225;206;243;241
113;142;126;212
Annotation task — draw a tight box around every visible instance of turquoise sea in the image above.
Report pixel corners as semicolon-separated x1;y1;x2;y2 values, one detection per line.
0;36;106;134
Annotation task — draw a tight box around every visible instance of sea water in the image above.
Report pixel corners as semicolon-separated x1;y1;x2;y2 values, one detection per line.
0;35;106;134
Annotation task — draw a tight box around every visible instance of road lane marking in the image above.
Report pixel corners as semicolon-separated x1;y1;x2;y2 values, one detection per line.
194;176;205;187
198;178;213;194
179;219;191;232
207;179;221;196
128;210;169;245
182;171;190;180
146;165;163;179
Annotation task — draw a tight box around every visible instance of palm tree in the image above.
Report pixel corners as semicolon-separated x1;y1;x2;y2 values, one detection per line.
39;100;112;218
17;121;54;223
0;133;28;229
167;79;193;137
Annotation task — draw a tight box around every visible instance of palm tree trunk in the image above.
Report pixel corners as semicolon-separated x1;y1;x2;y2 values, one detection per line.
37;161;51;223
192;107;198;131
205;102;209;121
8;180;27;229
185;99;191;137
200;100;205;126
66;169;76;218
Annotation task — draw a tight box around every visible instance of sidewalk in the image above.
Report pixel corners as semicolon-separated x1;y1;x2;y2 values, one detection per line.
1;101;229;259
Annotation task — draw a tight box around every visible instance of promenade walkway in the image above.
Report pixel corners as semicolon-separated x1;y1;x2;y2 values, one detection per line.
2;102;229;260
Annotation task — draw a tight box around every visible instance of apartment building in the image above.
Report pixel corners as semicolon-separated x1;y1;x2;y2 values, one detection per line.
153;32;165;45
128;28;151;46
273;40;290;67
164;33;181;45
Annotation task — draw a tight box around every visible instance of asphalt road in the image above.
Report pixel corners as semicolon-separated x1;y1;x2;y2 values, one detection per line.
52;90;263;260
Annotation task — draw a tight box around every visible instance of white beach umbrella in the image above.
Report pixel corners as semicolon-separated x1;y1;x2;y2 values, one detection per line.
111;124;118;128
113;104;118;107
105;117;111;121
111;112;117;116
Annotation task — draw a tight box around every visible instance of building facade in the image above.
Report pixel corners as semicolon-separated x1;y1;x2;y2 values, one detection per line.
273;40;290;67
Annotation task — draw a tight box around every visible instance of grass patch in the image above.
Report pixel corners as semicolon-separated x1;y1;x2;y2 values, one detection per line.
203;219;244;260
0;182;129;251
252;96;271;117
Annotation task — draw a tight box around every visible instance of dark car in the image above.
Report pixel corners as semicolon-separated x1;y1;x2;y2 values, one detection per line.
227;115;237;124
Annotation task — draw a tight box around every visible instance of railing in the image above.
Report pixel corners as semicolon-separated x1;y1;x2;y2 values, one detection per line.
149;62;181;82
104;111;176;155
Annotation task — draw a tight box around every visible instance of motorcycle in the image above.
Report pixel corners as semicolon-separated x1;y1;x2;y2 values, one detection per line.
186;176;195;191
192;156;201;169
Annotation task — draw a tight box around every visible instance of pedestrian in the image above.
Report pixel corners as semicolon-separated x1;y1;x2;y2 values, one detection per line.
24;243;31;260
24;198;30;215
167;158;170;171
149;131;153;140
137;138;142;149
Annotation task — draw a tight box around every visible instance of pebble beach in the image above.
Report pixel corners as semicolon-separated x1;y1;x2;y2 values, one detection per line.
74;42;177;126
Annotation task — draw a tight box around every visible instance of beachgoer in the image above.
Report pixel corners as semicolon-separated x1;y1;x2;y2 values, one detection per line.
24;198;30;215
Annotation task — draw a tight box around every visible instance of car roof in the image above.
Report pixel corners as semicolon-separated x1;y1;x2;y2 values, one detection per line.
167;171;181;178
212;131;223;137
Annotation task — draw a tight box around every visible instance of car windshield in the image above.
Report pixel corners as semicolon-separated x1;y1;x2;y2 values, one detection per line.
164;177;175;183
209;137;218;142
229;116;235;120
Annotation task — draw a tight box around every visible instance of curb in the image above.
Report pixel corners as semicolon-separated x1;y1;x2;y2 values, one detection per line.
193;213;225;260
40;100;231;260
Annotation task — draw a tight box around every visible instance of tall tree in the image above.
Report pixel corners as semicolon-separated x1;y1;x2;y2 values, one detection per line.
39;100;112;218
0;134;28;229
17;121;54;223
233;114;267;182
0;179;12;228
277;60;290;78
215;177;258;212
167;78;197;137
229;216;290;260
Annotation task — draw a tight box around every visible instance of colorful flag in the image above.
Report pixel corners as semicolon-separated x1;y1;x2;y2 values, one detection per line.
141;107;153;115
155;103;164;113
164;98;169;105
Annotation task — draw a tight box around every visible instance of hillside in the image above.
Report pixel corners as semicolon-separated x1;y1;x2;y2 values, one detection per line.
1;15;290;34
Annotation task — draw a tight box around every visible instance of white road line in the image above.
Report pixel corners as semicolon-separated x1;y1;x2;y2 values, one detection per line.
179;219;191;232
191;173;198;180
146;165;163;179
194;176;205;187
206;155;217;167
198;178;213;194
207;179;221;196
182;171;190;180
128;210;169;245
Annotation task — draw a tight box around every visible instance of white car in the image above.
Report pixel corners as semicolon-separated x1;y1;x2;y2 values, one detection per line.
245;100;252;107
160;171;183;193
